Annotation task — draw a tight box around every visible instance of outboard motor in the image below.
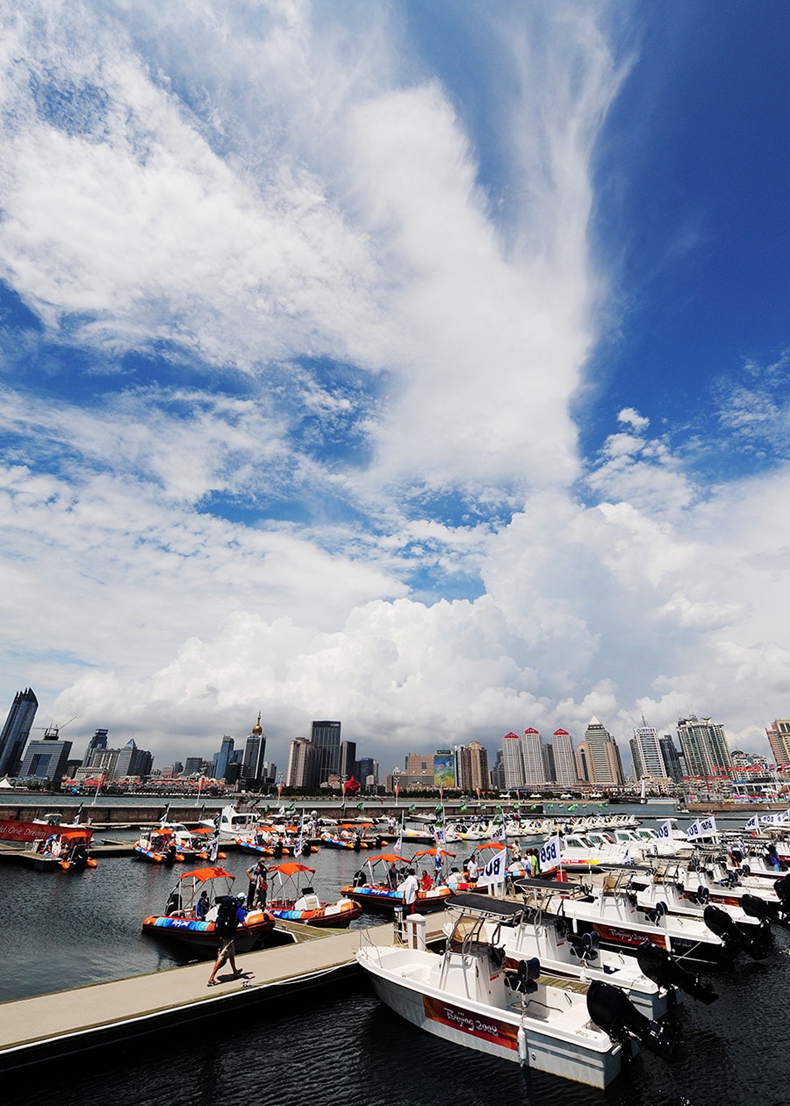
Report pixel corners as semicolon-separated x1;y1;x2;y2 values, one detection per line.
504;956;540;995
586;980;678;1061
741;893;787;927
703;904;767;960
774;878;790;908
636;940;718;1005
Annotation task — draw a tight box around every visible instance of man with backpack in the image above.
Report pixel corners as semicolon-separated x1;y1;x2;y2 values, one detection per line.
207;892;247;986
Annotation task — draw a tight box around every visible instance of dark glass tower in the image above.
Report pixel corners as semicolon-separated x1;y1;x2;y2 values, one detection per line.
311;720;341;784
0;688;38;777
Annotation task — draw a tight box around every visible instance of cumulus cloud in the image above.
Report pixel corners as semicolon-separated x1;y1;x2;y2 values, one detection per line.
0;1;787;775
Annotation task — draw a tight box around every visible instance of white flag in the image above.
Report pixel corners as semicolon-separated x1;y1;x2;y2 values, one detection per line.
434;826;446;846
686;820;701;839
539;834;562;873
394;834;403;855
208;836;219;863
697;815;717;837
476;852;505;889
490;823;506;843
655;820;672;840
745;816;759;830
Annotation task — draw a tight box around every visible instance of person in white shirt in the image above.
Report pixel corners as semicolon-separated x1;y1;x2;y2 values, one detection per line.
399;868;419;914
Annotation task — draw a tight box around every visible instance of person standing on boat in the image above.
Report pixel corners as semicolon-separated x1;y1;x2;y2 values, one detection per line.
400;868;419;915
246;858;269;908
195;890;210;920
207;893;246;986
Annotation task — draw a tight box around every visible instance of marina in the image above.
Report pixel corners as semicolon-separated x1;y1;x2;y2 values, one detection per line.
3;801;790;1104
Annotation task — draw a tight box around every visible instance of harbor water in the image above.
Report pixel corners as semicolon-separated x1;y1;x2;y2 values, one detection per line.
6;802;790;1106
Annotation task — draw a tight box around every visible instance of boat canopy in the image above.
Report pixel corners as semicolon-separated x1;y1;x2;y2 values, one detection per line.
179;865;234;883
270;861;316;877
412;848;456;859
446;892;524;919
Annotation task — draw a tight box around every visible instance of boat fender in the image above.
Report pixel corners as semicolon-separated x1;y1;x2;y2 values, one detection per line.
517;1024;528;1065
586;980;678;1062
635;940;718;1005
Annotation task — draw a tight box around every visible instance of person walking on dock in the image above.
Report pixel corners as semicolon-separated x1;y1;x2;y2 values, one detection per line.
207;893;246;986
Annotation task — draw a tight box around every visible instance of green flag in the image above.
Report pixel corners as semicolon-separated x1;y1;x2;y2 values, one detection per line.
513;802;520;811
435;804;443;816
356;801;364;811
459;803;468;812
408;804;416;815
530;804;536;810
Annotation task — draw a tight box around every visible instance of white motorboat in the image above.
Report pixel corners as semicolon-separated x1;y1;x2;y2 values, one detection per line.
357;909;676;1088
519;870;749;964
627;864;771;936
442;892;697;1020
202;805;263;843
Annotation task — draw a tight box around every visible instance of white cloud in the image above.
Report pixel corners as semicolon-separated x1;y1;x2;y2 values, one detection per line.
0;1;788;775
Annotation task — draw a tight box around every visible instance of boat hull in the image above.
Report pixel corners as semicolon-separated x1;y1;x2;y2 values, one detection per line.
141;909;274;954
360;955;620;1088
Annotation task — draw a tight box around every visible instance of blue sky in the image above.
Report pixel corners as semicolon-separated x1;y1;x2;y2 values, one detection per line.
1;1;789;776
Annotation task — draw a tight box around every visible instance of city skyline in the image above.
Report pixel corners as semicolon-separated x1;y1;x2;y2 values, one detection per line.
1;5;790;766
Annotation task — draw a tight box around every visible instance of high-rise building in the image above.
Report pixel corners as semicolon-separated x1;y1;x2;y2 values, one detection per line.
184;757;206;776
115;738;153;779
677;716;731;778
490;749;505;790
18;724;73;786
241;714;267;788
575;741;589;782
339;740;357;781
0;688;38;777
551;730;577;787
460;741;489;791
83;728;109;766
630;720;665;779
659;736;684;783
311;720;341;785
520;728;547;786
434;749;455;788
502;732;524;789
766;720;790;767
582;717;624;786
211;736;235;780
286;738;318;789
357;757;379;789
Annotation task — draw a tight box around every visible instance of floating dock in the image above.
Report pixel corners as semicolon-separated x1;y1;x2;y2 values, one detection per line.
0;919;442;1075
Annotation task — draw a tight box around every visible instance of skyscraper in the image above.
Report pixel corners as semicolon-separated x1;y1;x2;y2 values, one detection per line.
520;728;547;786
0;688;38;777
677;716;731;778
311;720;341;785
241;713;267;788
502;732;524;788
630;720;665;779
460;741;489;791
582;717;624;786
551;729;577;787
286;738;318;789
212;736;235;780
659;735;684;783
766;720;790;767
83;728;109;767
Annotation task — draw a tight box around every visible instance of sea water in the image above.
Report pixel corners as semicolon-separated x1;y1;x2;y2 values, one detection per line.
6;805;789;1106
